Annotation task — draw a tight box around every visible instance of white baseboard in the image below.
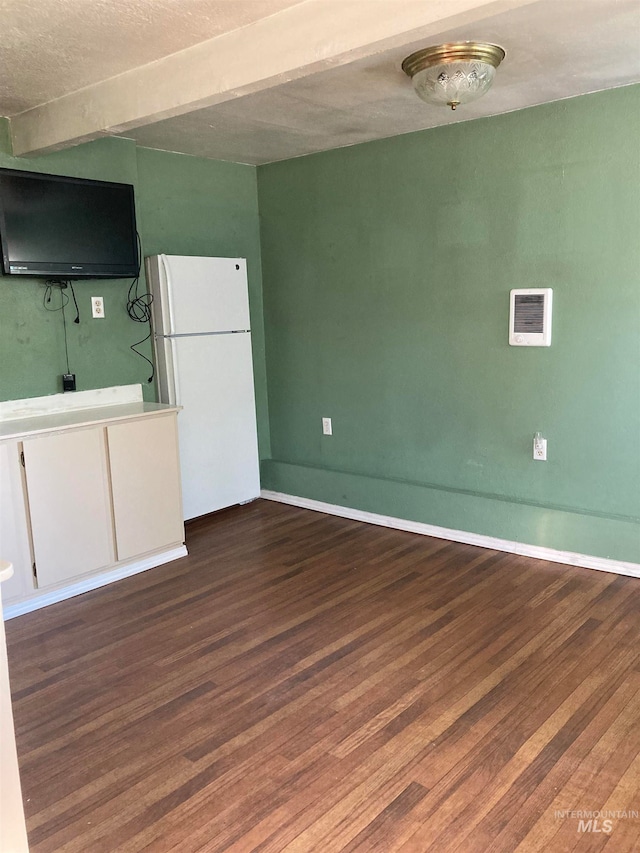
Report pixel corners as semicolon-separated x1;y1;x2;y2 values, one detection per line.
260;490;640;579
2;545;188;620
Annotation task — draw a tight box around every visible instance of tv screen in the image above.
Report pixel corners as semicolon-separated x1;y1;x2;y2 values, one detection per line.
0;168;138;279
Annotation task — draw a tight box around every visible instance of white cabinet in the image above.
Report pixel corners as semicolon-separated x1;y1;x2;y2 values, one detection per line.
0;404;186;616
107;415;184;561
23;428;114;588
0;442;31;604
0;563;29;852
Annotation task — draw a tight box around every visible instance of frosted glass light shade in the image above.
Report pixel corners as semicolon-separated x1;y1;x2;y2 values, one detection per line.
402;42;505;110
412;61;497;109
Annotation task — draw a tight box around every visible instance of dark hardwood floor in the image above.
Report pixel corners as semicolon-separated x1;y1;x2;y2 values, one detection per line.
5;499;640;852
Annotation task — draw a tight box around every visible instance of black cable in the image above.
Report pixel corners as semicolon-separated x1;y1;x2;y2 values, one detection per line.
69;280;80;323
126;232;155;383
129;328;154;383
42;280;69;311
42;280;72;375
62;298;70;374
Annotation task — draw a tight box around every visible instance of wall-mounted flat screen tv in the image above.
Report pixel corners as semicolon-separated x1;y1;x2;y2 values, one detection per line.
0;168;138;279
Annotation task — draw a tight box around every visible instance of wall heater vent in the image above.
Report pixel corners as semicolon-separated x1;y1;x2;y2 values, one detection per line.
509;288;552;346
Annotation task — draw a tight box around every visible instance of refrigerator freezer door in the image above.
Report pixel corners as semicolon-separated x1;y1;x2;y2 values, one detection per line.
151;255;251;335
170;333;260;519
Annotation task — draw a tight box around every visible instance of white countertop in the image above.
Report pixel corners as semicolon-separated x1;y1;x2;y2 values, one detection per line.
0;402;181;442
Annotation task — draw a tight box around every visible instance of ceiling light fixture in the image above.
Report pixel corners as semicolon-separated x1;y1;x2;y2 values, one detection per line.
402;42;505;111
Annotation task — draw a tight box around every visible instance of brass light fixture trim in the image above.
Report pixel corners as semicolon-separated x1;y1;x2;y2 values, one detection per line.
402;41;506;110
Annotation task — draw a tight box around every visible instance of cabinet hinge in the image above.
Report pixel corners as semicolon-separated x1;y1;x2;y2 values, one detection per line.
32;562;38;581
20;450;25;467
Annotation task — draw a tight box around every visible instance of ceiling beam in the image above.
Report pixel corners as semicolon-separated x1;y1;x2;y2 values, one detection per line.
10;0;535;157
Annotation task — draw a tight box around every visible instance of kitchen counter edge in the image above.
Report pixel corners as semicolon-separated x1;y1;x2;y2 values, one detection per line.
0;402;181;442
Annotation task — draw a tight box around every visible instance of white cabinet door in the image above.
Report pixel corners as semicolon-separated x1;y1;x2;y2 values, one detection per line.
0;574;29;851
107;414;184;562
0;442;32;603
22;429;115;588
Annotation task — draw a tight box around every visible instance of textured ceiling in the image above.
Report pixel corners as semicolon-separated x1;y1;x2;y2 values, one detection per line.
0;0;304;114
122;0;640;164
2;0;640;164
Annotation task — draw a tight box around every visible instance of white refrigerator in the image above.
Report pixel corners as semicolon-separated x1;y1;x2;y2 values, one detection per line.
145;254;260;520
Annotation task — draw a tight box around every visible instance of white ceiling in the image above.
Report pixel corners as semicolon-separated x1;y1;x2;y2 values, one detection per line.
2;0;640;165
0;0;304;115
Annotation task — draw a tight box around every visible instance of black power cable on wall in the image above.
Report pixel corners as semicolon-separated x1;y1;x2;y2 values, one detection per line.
126;232;154;383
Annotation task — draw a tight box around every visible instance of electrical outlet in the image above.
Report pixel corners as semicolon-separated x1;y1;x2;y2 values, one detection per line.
91;296;105;318
533;433;547;461
322;417;332;436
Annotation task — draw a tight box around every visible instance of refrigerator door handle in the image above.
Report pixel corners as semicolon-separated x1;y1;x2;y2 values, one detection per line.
153;334;180;406
159;254;177;336
167;336;182;407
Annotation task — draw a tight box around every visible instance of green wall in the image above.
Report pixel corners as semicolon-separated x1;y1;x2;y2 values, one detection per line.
257;85;640;562
0;124;142;401
0;122;270;456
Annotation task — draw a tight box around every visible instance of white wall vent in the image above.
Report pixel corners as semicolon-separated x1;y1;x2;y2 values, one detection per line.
509;288;552;346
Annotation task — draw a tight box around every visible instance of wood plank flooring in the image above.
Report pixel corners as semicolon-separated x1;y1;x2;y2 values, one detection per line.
5;499;640;852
